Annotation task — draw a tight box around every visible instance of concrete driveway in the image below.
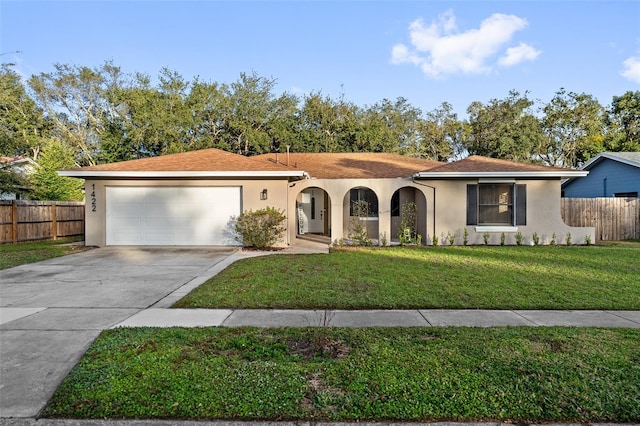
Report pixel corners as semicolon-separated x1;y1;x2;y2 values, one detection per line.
0;247;237;419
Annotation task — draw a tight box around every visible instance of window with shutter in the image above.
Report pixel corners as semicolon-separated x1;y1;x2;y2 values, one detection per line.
467;183;527;226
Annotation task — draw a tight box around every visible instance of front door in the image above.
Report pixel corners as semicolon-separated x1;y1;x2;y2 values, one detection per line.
300;188;325;234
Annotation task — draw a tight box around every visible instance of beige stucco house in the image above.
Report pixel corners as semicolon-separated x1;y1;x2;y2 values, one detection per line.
59;148;593;247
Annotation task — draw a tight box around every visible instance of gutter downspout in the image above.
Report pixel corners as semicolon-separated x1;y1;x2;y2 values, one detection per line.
412;175;437;245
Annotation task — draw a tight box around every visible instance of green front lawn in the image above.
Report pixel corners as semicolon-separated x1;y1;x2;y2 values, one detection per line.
43;326;640;422
175;246;640;310
0;237;86;270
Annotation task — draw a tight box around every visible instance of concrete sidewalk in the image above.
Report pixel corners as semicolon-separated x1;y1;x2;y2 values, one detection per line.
112;307;640;328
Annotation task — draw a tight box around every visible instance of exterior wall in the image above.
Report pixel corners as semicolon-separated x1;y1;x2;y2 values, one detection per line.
563;159;640;197
87;175;595;247
430;178;594;245
84;178;291;247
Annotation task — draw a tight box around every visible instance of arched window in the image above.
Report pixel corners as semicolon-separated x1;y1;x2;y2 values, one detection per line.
349;187;378;217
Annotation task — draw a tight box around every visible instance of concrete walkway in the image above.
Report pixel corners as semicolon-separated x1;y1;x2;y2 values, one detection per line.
1;239;639;424
114;307;640;328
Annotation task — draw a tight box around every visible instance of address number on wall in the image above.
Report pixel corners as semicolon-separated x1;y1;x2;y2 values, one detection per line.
91;184;97;212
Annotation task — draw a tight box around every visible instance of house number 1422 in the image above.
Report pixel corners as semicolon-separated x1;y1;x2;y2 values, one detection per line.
91;184;97;212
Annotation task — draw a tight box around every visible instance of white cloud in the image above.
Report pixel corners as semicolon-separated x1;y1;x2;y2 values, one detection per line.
621;56;640;84
499;42;541;67
391;9;540;78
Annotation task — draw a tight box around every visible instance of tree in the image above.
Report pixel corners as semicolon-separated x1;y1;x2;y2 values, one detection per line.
28;61;125;166
465;91;544;163
298;92;360;153
102;69;195;160
356;97;421;154
219;72;296;156
410;102;463;161
0;64;50;159
0;165;30;198
605;90;640;152
539;89;606;168
31;139;84;201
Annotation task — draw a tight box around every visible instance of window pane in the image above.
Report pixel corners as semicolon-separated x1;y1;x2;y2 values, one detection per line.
478;184;513;225
479;205;513;224
349;188;378;217
479;184;511;205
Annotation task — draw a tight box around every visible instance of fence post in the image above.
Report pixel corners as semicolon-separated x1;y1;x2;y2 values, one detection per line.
51;202;57;241
11;200;18;244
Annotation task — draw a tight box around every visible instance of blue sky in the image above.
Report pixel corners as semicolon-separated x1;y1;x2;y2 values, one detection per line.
2;1;639;118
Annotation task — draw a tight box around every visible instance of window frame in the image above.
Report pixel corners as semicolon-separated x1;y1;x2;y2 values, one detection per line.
349;187;379;218
467;182;526;230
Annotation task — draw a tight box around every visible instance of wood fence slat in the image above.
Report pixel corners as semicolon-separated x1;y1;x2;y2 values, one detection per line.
562;197;640;241
0;200;85;244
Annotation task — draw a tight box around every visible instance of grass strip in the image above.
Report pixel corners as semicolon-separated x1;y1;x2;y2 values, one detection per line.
174;246;640;310
0;237;86;270
43;326;640;422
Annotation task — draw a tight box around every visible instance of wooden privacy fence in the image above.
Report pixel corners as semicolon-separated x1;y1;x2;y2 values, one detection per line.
0;200;85;244
561;197;640;241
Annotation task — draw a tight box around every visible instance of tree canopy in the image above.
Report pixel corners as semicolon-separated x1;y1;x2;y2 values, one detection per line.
1;60;638;201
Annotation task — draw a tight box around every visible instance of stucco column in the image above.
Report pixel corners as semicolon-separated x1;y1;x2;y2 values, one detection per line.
330;200;344;243
378;209;391;245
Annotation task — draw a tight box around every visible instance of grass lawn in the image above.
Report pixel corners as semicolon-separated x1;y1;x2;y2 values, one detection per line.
0;237;86;270
174;245;640;310
42;326;640;422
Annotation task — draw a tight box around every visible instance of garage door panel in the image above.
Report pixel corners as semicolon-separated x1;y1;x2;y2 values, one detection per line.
106;186;241;246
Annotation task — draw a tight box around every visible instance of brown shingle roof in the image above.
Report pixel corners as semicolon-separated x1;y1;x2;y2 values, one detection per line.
425;155;571;173
65;148;291;172
253;152;444;179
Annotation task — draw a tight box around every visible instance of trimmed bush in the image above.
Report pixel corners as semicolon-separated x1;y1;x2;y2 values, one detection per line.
235;207;286;249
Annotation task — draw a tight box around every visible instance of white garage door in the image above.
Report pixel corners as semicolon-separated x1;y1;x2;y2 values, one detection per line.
106;186;241;246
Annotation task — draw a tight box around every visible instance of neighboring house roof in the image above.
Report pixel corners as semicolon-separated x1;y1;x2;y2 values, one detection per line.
0;156;37;175
578;152;640;171
253;152;443;179
58;148;308;179
415;155;588;178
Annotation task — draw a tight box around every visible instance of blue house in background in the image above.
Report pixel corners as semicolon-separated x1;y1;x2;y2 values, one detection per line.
562;152;640;198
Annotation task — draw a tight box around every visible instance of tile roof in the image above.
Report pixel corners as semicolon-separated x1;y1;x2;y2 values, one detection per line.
253;152;443;179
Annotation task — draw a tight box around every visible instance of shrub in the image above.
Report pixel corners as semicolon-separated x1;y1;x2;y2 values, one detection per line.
532;232;540;246
447;231;455;246
565;232;572;246
463;227;468;246
500;232;506;246
398;201;417;245
483;232;491;245
515;232;524;246
235;207;286;249
550;232;557;245
349;200;373;246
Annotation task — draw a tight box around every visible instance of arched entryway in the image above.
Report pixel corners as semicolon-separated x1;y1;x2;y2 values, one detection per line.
343;186;379;242
297;187;331;238
390;186;427;243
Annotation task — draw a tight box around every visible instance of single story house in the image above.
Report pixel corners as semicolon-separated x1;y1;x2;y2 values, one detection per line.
562;152;640;198
0;156;37;200
59;148;594;246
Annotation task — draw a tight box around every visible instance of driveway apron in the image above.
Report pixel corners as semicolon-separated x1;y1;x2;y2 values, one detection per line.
0;247;237;418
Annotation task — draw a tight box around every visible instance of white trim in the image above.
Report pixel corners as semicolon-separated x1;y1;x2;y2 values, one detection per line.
415;171;588;178
478;178;516;183
475;226;518;233
58;170;309;179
